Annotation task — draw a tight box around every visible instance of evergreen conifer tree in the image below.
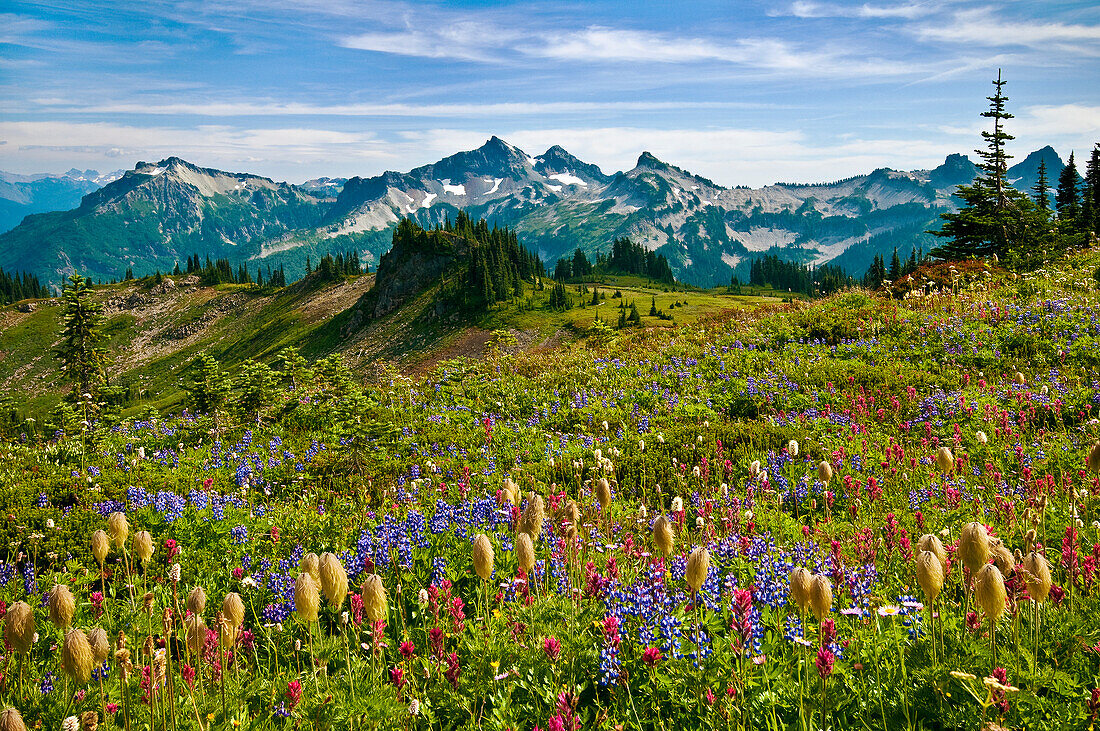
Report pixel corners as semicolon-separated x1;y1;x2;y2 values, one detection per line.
931;71;1042;260
1055;152;1082;224
55;273;108;395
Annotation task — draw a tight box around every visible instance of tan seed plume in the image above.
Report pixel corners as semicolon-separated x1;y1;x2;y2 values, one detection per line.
361;574;388;623
817;461;833;483
935;446;955;474
294;573;320;622
319;553;349;609
3;601;34;654
62;629;94;685
1021;551;1052;603
789;567;811;612
48;585;76;629
222;592;245;628
974;564;1007;622
915;551;945;603
809;575;833;620
185;615;206;656
87;627;109;665
916;534;947;565
133;531;154;564
653;514;675;556
300;553;320;582
107;512;129;549
90;530;109;566
959;522;991;579
1088;442;1100;473
0;707;27;731
516;532;535;573
472;534;495;581
685;547;710;593
186;586;206;616
518;493;546;540
595;478;612;510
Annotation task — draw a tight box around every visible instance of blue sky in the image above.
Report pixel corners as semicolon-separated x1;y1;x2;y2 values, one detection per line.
1;0;1098;187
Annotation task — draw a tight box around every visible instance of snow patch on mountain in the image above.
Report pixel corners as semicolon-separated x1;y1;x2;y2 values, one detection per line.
442;182;466;195
487;177;503;194
420;193;437;208
549;172;588;187
733;227;800;252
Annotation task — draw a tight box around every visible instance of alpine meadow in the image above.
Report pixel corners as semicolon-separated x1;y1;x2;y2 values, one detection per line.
3;2;1100;730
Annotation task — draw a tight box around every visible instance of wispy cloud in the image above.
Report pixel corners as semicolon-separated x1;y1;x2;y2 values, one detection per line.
917;8;1100;53
778;2;935;20
38;99;767;118
340;22;518;63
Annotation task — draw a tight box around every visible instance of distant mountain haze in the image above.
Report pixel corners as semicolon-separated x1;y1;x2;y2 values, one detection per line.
0;139;1066;287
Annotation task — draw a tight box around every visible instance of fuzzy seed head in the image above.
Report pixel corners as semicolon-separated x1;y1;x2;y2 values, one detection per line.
916;534;947;565
3;601;35;654
974;564;1007;622
472;534;495;580
1014;371;1026;386
294;573;319;622
991;544;1014;577
516;532;535;573
685;547;710;592
361;574;388;623
300;553;320;582
107;512;129;548
556;500;580;540
975;431;988;445
502;478;519;505
48;585;76;629
518;493;546;540
133;531;154;563
80;711;97;731
595;478;611;509
87;627;109;665
915;551;945;603
653;514;675;556
809;575;833;620
958;522;991;578
1021;551;1052;603
222;592;245;628
935;446;955;474
0;708;26;731
1088;442;1100;473
318;553;348;609
186;586;206;616
62;629;94;685
789;567;811;612
185;615;206;656
90;530;109;566
216;612;237;650
817;461;833;483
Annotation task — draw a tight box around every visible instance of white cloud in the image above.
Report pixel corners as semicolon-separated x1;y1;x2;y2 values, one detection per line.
781;2;933;20
918;8;1100;53
526;26;913;76
50;99;761;118
0;121;391;179
340;22;515;62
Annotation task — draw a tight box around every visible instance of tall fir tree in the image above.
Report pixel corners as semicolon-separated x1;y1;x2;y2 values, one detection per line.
1083;143;1100;236
1032;159;1051;212
931;71;1043;261
1055;152;1082;224
55;273;108;395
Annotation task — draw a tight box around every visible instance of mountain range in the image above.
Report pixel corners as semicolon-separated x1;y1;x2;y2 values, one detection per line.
0;168;123;235
0;140;1065;287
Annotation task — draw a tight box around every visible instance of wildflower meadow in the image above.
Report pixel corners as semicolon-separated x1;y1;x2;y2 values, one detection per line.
3;255;1100;730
